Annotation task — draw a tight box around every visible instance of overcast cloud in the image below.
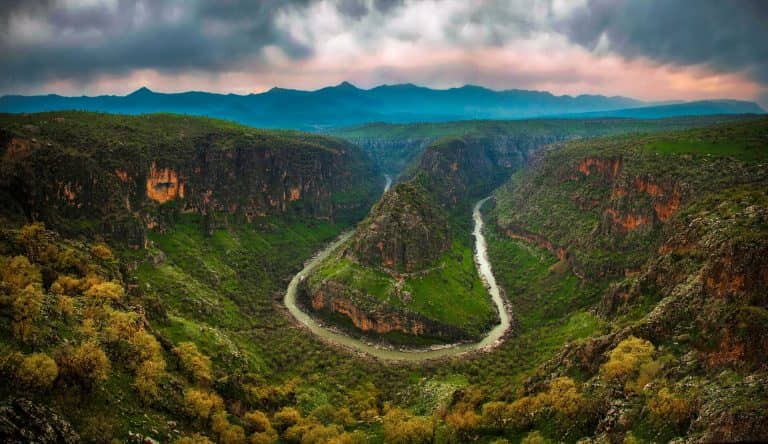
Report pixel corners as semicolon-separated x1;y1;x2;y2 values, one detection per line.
0;0;765;106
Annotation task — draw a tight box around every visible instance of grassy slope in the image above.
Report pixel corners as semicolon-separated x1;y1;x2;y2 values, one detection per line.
134;214;345;373
310;240;497;340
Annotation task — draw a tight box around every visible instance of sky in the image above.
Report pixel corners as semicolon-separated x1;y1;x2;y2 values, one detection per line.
1;0;767;107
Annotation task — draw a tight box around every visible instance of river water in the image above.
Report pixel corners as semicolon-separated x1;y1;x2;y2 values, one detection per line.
283;192;510;361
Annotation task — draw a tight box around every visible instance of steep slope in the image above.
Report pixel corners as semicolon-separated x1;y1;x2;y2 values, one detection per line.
331;115;753;175
347;182;450;273
494;118;768;280
0;112;381;246
480;117;768;442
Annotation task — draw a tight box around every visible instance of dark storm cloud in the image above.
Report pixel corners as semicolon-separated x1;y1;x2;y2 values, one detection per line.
337;0;369;19
0;0;316;90
558;0;768;84
0;0;53;24
1;0;765;101
335;0;404;20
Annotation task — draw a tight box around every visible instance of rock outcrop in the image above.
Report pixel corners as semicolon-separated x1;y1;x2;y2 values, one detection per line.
0;398;79;444
299;280;468;342
347;182;450;273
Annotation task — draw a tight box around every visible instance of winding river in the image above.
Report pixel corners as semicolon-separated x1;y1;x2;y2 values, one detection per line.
283;190;510;361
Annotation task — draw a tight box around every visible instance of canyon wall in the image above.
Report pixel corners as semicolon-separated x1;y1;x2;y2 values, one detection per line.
0;113;380;247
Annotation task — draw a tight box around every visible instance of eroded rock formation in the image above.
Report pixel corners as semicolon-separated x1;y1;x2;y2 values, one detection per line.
298;280;468;342
347;182;450;273
0;117;380;246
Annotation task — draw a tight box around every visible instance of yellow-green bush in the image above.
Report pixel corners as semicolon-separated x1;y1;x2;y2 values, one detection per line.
84;280;125;302
174;341;213;384
16;353;58;389
601;336;659;393
648;387;694;424
184;388;224;420
57;341;111;387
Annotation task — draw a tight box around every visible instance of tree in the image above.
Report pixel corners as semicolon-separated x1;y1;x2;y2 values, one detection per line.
50;275;83;296
183;388;224;420
273;406;301;431
102;308;142;344
327;431;368;444
16;353;58;389
16;223;51;262
544;377;583;416
55;295;75;319
249;430;278;444
91;243;113;261
481;401;510;431
244;410;273;433
174;341;213;384
128;329;164;369
220;425;246;444
289;421;341;444
58;341;110;388
134;356;166;401
445;409;481;441
310;404;341;425
521;431;549;444
383;409;433;444
647;387;693;425
349;382;379;421
506;395;542;428
174;434;214;444
84;281;124;302
211;410;231;436
601;336;657;392
1;255;41;291
12;283;45;342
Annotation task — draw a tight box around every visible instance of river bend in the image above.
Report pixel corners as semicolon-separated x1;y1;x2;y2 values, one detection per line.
283;195;510;361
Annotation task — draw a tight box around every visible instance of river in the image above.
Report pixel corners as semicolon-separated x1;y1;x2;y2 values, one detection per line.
283;192;510;361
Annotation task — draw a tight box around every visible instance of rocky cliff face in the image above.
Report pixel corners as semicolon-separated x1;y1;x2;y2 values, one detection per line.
0;112;380;246
0;398;79;444
414;134;569;210
297;279;469;342
346;182;450;273
494;120;768;279
492;118;768;442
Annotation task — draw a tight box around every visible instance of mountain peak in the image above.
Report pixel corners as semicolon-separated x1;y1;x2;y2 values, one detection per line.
128;86;154;96
335;81;359;90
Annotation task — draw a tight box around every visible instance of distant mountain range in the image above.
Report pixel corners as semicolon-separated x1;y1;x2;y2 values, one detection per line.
0;82;763;130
